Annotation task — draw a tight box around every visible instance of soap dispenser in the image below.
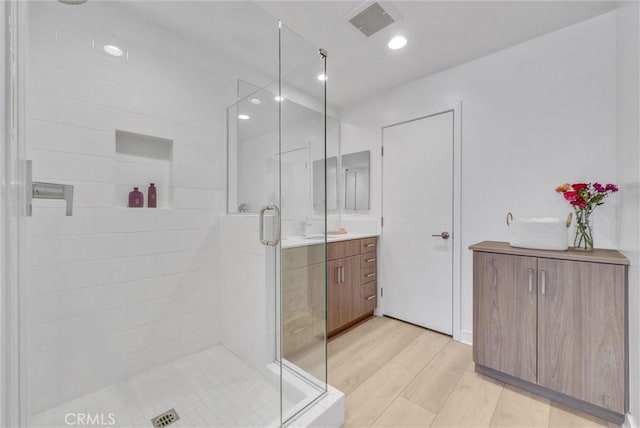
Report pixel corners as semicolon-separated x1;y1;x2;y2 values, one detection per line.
148;183;157;208
128;187;144;208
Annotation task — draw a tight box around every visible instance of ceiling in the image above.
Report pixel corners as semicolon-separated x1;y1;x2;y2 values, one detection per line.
123;1;617;109
259;1;617;108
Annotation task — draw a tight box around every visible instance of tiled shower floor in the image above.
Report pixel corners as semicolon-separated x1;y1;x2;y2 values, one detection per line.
30;346;296;427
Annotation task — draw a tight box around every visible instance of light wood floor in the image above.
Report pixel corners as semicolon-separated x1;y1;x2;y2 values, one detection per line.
328;316;618;428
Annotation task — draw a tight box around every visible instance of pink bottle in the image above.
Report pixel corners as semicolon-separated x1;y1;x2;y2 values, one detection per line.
128;187;144;208
148;183;157;208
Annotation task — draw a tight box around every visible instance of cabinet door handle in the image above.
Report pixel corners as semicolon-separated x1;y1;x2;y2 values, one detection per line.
528;268;533;293
366;295;376;300
541;270;546;295
336;267;341;284
365;243;376;247
366;258;376;263
340;266;345;283
366;273;376;278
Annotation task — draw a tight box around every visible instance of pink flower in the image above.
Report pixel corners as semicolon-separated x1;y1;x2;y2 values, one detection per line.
593;183;605;193
572;183;588;191
605;184;618;192
570;200;587;208
563;191;578;201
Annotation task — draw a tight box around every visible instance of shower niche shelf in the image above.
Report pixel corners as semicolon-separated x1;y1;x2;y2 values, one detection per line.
115;130;173;208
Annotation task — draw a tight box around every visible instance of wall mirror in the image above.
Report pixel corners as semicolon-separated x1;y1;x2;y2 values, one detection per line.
342;150;370;211
313;156;338;212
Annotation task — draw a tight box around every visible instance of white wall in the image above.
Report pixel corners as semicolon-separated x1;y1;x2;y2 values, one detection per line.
615;3;640;426
340;12;618;341
23;1;245;415
218;215;274;371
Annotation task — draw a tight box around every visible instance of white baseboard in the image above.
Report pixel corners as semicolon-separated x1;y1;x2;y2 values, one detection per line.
458;329;473;345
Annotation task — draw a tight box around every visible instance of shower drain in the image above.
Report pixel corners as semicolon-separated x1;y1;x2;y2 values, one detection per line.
151;408;180;428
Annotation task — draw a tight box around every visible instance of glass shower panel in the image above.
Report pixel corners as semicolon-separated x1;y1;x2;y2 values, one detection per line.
279;24;328;425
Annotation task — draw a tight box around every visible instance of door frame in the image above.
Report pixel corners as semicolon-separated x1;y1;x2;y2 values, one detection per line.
380;101;464;343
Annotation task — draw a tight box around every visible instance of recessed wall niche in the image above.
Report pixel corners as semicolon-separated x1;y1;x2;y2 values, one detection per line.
115;130;173;208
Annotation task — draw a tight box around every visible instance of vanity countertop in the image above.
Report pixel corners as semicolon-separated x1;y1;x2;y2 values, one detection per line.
282;232;379;249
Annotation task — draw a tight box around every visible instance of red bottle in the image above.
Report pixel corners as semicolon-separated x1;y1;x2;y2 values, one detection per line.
128;187;143;208
148;183;157;208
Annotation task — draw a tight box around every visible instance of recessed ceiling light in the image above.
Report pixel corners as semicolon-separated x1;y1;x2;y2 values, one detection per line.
317;74;328;81
103;45;123;57
274;96;284;102
249;98;262;105
387;36;407;50
238;114;250;120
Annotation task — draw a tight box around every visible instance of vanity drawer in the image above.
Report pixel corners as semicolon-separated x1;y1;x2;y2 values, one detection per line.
283;314;313;356
328;240;361;260
361;265;377;284
360;237;378;253
361;282;377;313
360;252;377;267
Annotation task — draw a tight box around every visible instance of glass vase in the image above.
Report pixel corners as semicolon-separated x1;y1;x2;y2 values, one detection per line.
573;209;593;251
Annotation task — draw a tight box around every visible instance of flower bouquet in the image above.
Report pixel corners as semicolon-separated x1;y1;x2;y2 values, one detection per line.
555;182;618;251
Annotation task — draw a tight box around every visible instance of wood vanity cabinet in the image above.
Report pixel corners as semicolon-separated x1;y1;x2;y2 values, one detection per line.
328;237;378;336
281;236;379;357
281;244;325;359
471;241;629;423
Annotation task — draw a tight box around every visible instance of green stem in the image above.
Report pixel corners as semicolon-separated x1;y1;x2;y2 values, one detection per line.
573;208;593;250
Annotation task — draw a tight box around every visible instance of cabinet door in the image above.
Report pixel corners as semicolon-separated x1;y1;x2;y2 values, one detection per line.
342;255;363;321
328;255;363;333
473;252;538;382
538;259;625;413
328;259;341;332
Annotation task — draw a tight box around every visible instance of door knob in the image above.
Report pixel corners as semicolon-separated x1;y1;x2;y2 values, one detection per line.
431;231;450;239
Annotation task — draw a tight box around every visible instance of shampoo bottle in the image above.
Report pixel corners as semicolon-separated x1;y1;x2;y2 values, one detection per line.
128;187;144;208
148;183;157;208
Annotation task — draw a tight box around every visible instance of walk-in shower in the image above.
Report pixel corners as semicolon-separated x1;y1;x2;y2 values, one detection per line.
1;1;342;426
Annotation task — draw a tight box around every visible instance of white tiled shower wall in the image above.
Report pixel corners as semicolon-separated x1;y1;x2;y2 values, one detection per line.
218;215;273;372
23;1;262;414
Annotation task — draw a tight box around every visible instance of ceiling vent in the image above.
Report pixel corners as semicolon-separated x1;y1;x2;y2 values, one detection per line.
348;2;395;37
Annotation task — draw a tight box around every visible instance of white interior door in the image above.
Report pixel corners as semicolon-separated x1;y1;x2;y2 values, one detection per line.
381;111;454;335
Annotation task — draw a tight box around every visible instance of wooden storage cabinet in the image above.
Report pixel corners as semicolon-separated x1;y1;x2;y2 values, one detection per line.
473;252;537;383
471;241;629;423
328;237;378;336
537;258;626;413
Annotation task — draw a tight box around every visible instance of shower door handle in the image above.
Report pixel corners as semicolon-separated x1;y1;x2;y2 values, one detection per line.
259;204;280;246
25;160;74;216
